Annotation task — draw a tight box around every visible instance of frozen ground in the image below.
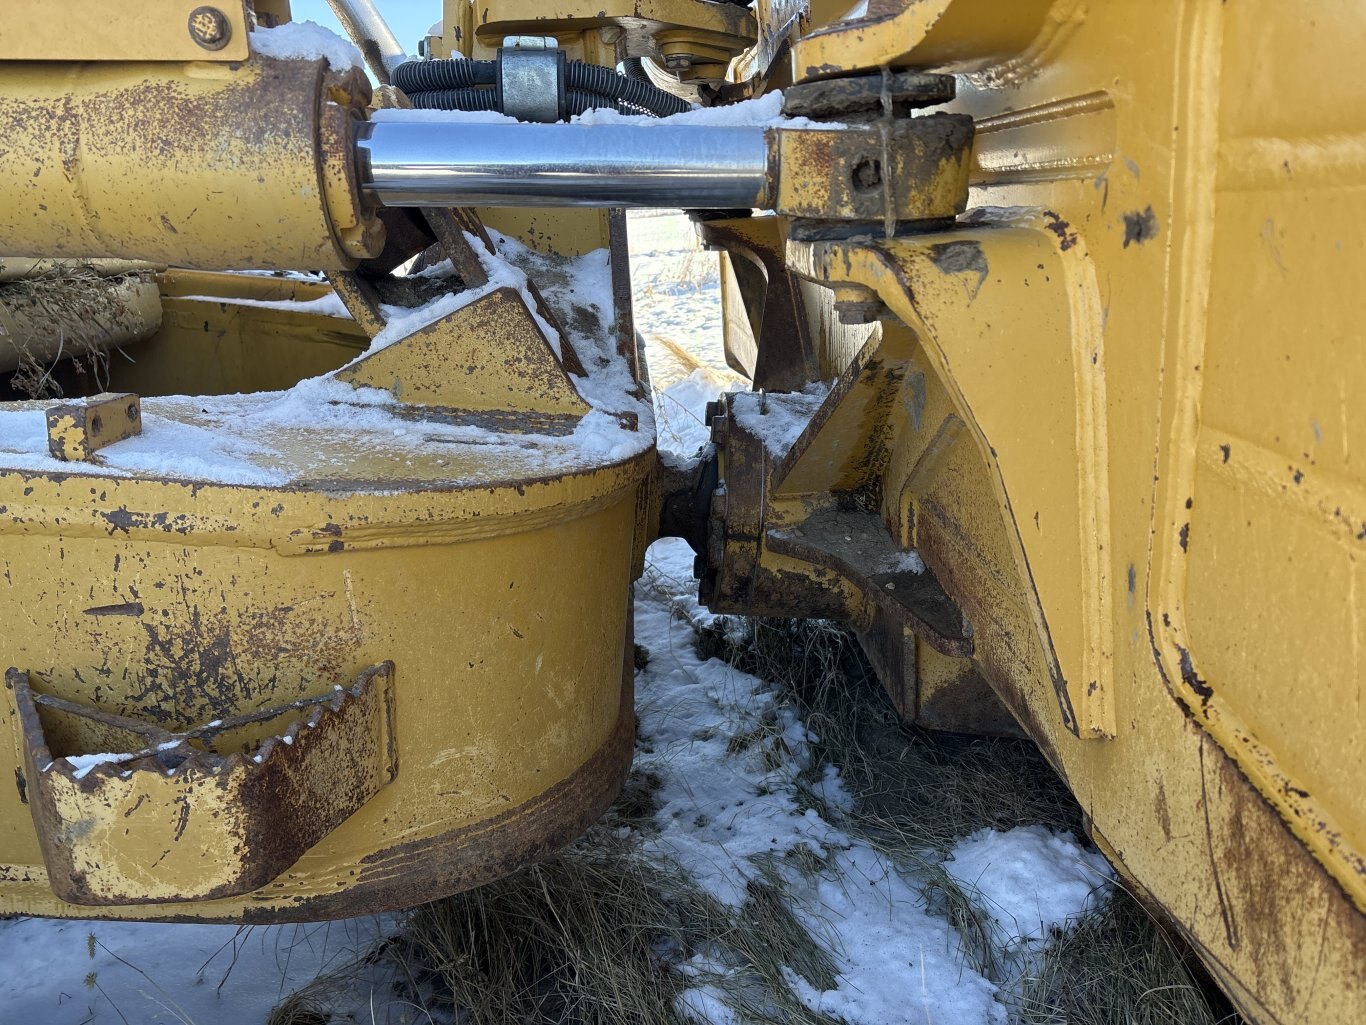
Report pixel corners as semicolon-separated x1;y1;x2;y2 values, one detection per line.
0;214;1110;1025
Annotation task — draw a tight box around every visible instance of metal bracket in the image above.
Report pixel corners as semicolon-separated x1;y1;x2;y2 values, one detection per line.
45;392;142;462
498;36;565;123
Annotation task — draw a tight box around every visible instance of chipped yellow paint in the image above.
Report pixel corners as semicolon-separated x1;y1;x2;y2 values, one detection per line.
45;393;143;462
0;57;381;269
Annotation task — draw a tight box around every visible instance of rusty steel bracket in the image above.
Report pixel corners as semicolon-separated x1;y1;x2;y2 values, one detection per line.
6;663;397;906
766;508;973;658
335;286;591;419
695;214;821;391
45;392;142;462
773;115;974;235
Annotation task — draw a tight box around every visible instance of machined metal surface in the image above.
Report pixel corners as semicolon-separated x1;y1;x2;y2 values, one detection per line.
357;121;771;209
325;0;409;83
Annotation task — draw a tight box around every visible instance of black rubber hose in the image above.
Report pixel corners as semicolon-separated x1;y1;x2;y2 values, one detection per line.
407;87;499;111
564;61;693;116
564;89;632;117
393;58;692;118
619;57;650;81
392;59;496;92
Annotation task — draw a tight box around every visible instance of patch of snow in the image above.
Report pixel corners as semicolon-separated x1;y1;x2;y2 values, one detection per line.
250;20;363;71
637;538;1009;1023
349;231;564;361
370;107;519;126
0;916;397;1025
178;293;352;319
0;233;651;486
60;752;139;780
655;368;742;467
574;91;834;129
892;550;925;574
781;846;1005;1025
944;825;1113;952
372;91;834;129
730;384;831;458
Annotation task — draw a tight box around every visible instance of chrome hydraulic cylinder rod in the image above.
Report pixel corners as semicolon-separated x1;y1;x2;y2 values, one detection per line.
325;0;409;84
355;121;773;210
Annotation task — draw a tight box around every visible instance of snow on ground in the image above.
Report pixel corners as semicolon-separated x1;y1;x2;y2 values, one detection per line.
628;210;745;464
636;536;1111;1025
628;210;729;384
0;915;398;1024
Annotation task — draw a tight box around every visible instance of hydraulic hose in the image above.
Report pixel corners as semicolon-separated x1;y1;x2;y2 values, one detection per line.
393;59;495;92
565;61;692;116
392;59;692;119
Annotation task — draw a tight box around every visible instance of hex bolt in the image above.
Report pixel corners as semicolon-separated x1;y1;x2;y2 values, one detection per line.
188;7;232;50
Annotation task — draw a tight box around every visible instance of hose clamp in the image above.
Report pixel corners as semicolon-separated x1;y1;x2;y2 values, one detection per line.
498;36;565;124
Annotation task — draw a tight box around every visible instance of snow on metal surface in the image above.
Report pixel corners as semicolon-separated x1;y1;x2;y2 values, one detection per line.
249;20;364;71
0;232;648;488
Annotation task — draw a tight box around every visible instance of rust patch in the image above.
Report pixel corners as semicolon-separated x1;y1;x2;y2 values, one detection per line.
1123;205;1159;247
11;664;397;905
238;656;637;924
1043;210;1079;251
1175;644;1215;704
766;507;974;658
1154;778;1172;842
928;240;989;300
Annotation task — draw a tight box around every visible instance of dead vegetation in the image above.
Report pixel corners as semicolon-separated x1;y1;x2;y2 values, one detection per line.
0;267;150;398
369;820;849;1025
700;616;1243;1025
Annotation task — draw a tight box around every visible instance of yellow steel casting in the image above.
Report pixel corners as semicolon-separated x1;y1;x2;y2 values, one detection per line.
685;2;1366;1023
0;201;650;919
0;55;381;269
1;2;1362;1023
44;391;143;461
0;1;252;63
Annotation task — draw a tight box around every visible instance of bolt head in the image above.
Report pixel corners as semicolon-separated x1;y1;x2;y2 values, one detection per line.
188;7;231;50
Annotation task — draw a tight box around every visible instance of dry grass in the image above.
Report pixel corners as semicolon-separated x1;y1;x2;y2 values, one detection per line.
0;267;138;397
376;821;842;1025
1014;889;1241;1025
699;615;1243;1025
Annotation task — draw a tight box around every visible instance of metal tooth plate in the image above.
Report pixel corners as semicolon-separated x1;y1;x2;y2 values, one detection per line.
7;663;397;906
